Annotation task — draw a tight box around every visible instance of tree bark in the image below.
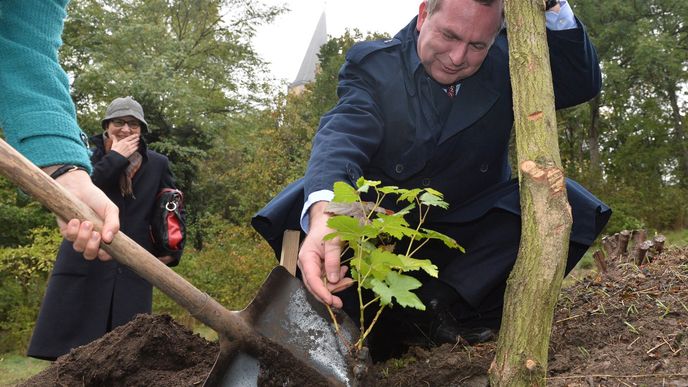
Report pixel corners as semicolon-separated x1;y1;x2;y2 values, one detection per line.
489;1;572;386
666;81;688;186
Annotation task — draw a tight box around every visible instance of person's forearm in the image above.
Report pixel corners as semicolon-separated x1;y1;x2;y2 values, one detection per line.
0;0;92;172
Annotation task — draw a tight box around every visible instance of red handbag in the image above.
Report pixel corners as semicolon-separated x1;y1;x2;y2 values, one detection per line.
151;188;185;254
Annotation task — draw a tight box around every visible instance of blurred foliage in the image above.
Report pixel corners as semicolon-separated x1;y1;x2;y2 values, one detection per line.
0;178;54;247
152;216;275;324
0;228;61;353
60;0;286;247
561;0;688;231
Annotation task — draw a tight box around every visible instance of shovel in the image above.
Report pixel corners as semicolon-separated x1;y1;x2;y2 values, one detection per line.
0;138;362;386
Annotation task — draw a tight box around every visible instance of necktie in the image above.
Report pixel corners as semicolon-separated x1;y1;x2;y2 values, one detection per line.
446;84;456;98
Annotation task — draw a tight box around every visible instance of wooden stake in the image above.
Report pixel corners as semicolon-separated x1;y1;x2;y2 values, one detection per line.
652;235;666;254
631;229;647;250
602;236;616;259
634;240;653;265
617;230;631;257
593;250;607;275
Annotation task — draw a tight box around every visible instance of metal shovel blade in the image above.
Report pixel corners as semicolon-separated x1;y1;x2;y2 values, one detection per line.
204;265;359;386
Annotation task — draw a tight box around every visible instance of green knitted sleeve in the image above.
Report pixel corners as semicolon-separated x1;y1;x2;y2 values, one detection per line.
0;0;92;173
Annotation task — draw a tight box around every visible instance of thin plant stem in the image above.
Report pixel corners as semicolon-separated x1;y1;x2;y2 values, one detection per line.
363;295;381;310
325;303;340;333
358;305;386;349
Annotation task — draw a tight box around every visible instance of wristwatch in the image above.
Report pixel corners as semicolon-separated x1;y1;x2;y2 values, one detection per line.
545;0;559;10
49;164;88;180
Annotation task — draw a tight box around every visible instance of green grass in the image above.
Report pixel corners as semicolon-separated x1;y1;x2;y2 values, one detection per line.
0;353;50;386
663;228;688;247
194;324;218;342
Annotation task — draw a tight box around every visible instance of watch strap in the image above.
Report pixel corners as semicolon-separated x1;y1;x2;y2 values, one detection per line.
545;0;559;10
49;164;88;180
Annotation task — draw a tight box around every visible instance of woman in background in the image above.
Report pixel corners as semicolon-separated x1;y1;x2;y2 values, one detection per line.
28;97;184;360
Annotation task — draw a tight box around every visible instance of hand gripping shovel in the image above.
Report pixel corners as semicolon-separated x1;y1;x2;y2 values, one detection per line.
0;139;362;386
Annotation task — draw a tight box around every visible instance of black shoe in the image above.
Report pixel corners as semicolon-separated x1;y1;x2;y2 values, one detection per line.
427;298;495;345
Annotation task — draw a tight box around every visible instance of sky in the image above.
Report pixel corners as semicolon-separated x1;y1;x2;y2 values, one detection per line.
253;0;421;87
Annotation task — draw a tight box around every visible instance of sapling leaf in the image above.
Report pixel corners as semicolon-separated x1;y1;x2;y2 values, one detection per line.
325;216;377;242
421;228;463;251
370;278;394;306
350;256;371;279
326;201;388;223
356;177;381;193
397;188;423;203
377;185;400;195
394;203;416;217
371;213;415;239
368;249;403;280
397;255;439;277
333;181;359;203
385;271;425;310
419;191;449;209
423;187;444;198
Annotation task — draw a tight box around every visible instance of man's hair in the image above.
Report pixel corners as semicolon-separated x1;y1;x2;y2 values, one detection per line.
426;0;501;15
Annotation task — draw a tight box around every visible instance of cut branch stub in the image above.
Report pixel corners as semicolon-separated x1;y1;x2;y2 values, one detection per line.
633;240;653;265
617;230;631;257
652;234;666;254
520;160;566;196
631;229;647;250
593;250;607;274
601;236;616;259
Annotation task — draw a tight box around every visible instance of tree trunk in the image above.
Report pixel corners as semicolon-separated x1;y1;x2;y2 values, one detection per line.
489;1;573;386
666;81;688;187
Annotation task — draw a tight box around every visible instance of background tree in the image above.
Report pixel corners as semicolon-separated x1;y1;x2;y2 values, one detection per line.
201;30;387;226
560;0;688;230
60;0;285;238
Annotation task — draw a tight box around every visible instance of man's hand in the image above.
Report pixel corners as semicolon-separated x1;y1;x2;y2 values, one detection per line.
110;134;139;158
298;201;353;308
51;169;120;261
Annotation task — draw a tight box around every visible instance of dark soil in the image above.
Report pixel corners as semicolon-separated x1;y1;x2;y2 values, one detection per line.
20;314;217;387
21;247;688;387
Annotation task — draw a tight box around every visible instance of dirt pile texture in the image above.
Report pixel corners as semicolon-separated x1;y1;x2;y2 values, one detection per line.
21;247;687;387
20;314;217;387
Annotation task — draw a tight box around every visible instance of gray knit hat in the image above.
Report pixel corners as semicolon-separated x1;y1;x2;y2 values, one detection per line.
101;96;148;132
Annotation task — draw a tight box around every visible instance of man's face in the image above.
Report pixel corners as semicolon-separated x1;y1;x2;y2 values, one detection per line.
416;0;502;85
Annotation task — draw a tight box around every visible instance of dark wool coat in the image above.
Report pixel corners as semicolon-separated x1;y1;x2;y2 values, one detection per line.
253;18;611;309
27;134;183;360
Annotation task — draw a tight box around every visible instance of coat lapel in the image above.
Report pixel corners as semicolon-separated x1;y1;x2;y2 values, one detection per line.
438;66;501;144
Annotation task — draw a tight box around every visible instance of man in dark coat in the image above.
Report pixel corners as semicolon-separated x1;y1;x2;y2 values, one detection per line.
28;97;184;360
253;0;611;359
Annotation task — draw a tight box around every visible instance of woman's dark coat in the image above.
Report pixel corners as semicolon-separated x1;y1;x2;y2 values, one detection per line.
27;134;182;360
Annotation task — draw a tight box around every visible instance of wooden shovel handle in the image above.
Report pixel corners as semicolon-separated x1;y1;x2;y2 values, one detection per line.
0;139;252;341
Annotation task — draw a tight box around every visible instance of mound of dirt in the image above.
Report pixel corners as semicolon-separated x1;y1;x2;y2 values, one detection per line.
366;246;688;386
21;247;687;387
20;314;217;387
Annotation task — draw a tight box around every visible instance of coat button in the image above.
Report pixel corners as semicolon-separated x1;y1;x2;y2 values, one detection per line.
395;164;404;174
422;178;431;187
117;267;123;274
480;163;489;173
